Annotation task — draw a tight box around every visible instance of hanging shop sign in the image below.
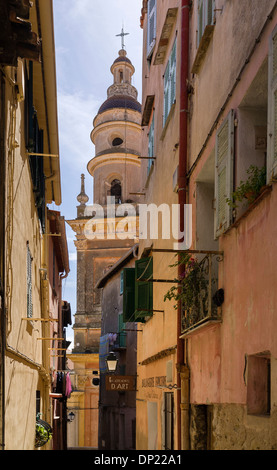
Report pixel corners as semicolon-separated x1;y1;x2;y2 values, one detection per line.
105;375;136;391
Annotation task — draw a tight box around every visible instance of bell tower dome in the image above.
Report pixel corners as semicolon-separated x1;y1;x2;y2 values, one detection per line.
88;48;142;206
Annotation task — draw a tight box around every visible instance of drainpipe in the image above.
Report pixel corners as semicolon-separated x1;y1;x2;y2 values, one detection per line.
0;70;6;451
177;0;190;450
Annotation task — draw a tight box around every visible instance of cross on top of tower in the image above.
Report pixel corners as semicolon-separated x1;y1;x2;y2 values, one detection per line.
116;26;129;50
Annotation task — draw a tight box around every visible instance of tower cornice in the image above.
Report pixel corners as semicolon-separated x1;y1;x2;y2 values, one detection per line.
87;152;141;176
90;119;141;143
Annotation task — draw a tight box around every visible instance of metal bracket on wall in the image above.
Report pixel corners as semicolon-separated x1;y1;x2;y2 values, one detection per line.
156;384;181;390
27;153;59;158
22;317;59;322
37;337;64;341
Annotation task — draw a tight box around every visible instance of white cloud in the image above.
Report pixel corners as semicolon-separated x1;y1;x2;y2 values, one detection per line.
57;90;100;170
53;0;143;319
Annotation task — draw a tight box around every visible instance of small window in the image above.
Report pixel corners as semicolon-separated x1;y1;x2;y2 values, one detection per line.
148;112;155;175
112;137;123;147
27;242;33;318
247;353;271;416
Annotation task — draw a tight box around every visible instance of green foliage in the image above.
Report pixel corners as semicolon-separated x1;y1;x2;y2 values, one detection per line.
35;415;53;448
163;253;208;311
227;165;266;209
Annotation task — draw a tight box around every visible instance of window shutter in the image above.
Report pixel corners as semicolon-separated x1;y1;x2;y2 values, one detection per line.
267;25;277;182
27;244;33;318
148;112;155;174
198;0;214;45
120;270;124;294
118;313;126;348
198;0;204;46
135;257;153;320
207;0;214;25
147;0;156;57
122;268;136;323
164;63;170;125
25;61;34;152
214;110;234;238
163;38;177;125
170;39;176;106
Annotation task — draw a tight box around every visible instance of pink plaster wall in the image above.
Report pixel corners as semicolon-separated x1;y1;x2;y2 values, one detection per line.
189;187;277;405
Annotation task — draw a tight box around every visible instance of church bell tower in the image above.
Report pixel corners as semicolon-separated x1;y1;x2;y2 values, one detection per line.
67;45;142;355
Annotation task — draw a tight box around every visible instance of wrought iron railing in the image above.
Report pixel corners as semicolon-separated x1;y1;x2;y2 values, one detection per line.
181;251;224;333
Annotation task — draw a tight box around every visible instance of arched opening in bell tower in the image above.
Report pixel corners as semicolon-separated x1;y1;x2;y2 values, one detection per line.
110;179;122;204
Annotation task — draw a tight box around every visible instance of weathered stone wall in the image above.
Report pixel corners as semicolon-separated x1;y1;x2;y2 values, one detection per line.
211;404;277;450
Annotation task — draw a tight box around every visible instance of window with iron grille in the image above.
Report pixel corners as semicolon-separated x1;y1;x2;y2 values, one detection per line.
163;38;176;126
27;242;33;318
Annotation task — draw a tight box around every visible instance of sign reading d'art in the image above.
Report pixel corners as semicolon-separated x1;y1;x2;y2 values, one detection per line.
105;375;136;391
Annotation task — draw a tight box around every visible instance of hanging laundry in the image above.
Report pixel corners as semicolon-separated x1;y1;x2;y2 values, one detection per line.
55;372;63;394
65;373;72;398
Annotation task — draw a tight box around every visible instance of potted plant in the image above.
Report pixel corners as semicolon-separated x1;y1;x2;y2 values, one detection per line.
227;165;266;209
35;415;53;448
163;253;208;312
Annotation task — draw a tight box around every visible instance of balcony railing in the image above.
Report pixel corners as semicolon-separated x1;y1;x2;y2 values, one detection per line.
180;251;224;334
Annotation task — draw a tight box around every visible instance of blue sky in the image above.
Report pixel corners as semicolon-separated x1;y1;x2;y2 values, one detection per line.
51;1;143;343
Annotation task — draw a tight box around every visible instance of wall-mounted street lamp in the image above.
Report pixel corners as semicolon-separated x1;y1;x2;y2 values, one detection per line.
106;352;118;372
68;412;75;422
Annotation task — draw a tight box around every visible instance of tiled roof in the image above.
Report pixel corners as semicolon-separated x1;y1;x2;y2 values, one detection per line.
98;95;141;114
113;56;132;65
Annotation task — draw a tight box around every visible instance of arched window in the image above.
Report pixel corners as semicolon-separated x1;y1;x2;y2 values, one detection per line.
110;179;122;204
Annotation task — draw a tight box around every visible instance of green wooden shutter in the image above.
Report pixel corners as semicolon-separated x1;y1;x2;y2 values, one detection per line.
267;25;277;182
135;257;153;321
118;313;126;348
123;268;136;322
214;110;234;238
147;0;156;57
120;270;124;294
